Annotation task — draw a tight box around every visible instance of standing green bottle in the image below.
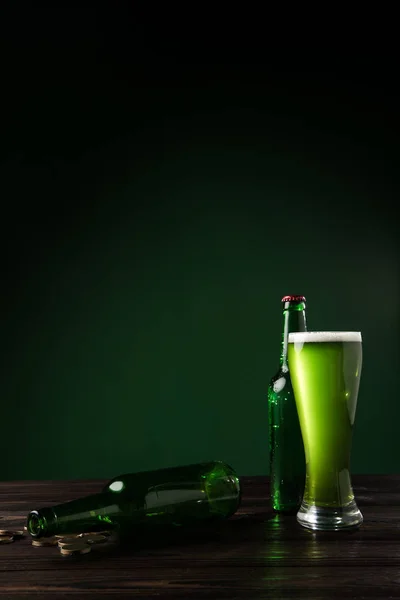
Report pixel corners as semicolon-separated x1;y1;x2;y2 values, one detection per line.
27;461;241;539
268;295;307;513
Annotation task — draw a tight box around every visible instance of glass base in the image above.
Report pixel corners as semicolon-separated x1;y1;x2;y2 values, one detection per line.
297;499;363;531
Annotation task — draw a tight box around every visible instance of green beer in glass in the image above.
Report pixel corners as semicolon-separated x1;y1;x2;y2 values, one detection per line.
288;331;363;530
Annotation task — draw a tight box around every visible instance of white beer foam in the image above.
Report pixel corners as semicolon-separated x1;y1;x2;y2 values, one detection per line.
288;331;362;343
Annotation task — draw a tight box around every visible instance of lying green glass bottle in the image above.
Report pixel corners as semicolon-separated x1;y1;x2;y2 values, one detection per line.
27;461;241;539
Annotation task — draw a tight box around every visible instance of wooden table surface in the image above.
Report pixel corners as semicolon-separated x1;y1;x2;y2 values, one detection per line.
0;475;399;599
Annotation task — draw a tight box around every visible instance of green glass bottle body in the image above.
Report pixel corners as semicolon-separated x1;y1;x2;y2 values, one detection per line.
27;461;241;539
268;296;307;513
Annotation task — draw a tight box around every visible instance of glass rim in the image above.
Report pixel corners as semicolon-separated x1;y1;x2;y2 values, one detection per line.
288;331;362;343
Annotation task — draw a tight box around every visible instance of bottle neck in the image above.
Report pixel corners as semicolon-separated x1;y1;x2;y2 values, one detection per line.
280;301;307;369
27;491;119;538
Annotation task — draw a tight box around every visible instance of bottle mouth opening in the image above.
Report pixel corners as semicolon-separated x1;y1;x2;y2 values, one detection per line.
27;510;46;538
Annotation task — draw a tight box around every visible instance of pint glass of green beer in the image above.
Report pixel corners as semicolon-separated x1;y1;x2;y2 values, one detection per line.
287;331;363;530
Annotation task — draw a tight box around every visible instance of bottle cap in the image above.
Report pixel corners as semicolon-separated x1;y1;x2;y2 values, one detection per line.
281;295;306;303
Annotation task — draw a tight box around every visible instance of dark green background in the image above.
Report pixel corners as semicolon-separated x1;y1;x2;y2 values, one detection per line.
1;9;398;480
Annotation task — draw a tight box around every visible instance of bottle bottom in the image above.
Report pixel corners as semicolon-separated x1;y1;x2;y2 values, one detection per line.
270;481;304;515
297;498;363;531
273;504;301;515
